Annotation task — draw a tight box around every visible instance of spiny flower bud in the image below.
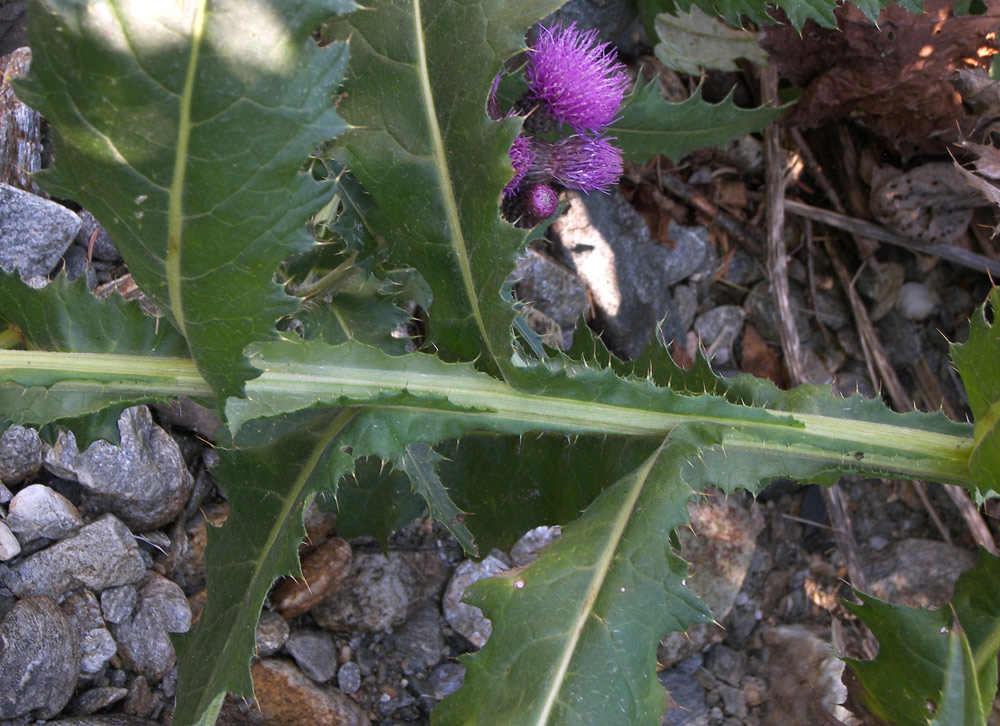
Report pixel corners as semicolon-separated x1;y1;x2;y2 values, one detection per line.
524;22;630;136
531;135;623;193
502;183;559;228
503;134;536;197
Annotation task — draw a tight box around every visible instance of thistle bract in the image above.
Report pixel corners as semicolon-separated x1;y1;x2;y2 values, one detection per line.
503;134;536;197
533;136;623;193
525;22;630;135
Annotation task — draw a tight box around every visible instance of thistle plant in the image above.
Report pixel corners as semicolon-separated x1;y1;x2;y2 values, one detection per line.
3;1;999;726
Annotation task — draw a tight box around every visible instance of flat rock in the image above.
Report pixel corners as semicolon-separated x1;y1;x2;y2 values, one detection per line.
442;553;510;648
48;717;159;726
100;585;138;625
61;589;117;675
312;550;449;632
761;625;851;723
68;687;129;716
867;537;977;608
285;630;338;683
694;306;745;366
0;596;80;719
75;210;119;262
0;182;80;281
111;573;191;683
0;424;43;485
394;599;445;672
660;654;707;726
45;406;194;530
550;190;707;359
509;525;561;567
659;497;763;668
6;483;84;542
251;658;368;726
0;514;145;600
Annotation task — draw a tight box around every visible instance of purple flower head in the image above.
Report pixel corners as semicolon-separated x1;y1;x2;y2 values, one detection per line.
533;135;622;193
525;22;630;135
503;134;536;197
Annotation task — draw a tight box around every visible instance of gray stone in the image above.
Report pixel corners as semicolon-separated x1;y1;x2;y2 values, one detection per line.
0;514;145;600
61;589;117;675
426;662;465;701
6;483;84;542
858;261;904;322
48;716;159;726
875;310;922;369
312;550;450;632
718;683;747;719
551;190;708;359
512;249;589;349
44;406;194;530
337;661;361;695
68;687;129;716
694;306;745;366
722;247;763;286
76;211;119;262
442;553;510;649
0;596;80;719
509;525;562;567
285;630;338;683
867;538;977;608
762;625;851;723
0;425;43;485
707;644;746;687
394;599;445;672
254;610;289;658
101;585;138;624
660;654;707;726
63;243;96;288
0;481;10;504
0;182;80;281
671;283;698;336
0;522;19;561
111;573;191;683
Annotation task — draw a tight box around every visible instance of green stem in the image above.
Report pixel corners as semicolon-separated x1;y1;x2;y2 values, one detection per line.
0;349;972;485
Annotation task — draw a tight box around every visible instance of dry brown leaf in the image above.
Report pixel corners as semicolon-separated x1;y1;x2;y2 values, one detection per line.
761;0;1000;151
740;323;787;387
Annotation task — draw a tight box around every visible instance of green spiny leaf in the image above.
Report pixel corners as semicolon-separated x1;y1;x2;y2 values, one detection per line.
17;0;356;398
929;620;985;726
653;7;770;76
173;408;357;725
951;287;1000;495
844;549;1000;726
401;442;476;555
324;0;565;376
432;431;712;726
613;77;786;164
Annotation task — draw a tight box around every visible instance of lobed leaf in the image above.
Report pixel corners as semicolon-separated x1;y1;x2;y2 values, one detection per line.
638;0;921;31
951;287;1000;496
16;0;356;398
323;0;565;376
613;77;786;164
844;549;1000;726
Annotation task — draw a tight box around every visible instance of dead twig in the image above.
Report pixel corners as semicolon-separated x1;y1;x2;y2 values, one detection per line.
785;199;1000;278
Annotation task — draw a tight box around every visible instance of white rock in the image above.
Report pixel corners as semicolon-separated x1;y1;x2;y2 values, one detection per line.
0;522;20;560
6;483;83;541
896;282;940;321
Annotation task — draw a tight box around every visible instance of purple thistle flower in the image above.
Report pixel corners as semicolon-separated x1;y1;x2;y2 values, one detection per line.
532;136;622;193
525;22;630;135
503;134;536;197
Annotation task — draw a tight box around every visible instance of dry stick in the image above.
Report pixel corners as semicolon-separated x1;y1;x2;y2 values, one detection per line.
785;199;1000;278
789;131;998;555
762;71;872;614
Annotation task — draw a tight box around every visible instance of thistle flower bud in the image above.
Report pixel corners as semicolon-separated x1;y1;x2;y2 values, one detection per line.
531;135;622;193
503;134;536;197
502;182;559;228
524;22;630;136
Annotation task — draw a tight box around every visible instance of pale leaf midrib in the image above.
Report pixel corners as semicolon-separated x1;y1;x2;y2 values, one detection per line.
534;448;661;725
167;0;209;338
411;0;498;366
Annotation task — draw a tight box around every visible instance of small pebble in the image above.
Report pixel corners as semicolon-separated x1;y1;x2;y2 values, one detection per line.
68;687;128;716
254;610;289;658
61;590;117;674
337;661;361;694
285;630;338;683
509;526;561;567
425;662;465;700
101;585;138;625
111;574;191;682
271;537;352;619
251;658;367;726
0;425;44;485
896;281;940;321
442;553;509;648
